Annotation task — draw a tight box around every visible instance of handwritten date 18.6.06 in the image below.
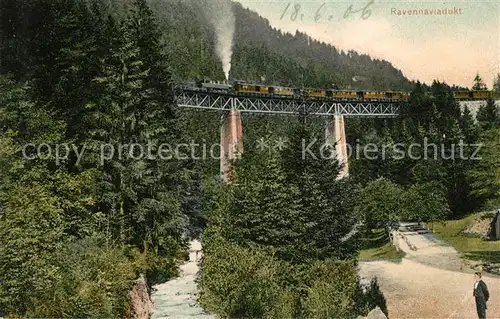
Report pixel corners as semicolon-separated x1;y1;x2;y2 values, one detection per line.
280;1;375;22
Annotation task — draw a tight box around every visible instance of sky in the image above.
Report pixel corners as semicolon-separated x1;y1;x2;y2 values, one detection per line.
233;0;500;89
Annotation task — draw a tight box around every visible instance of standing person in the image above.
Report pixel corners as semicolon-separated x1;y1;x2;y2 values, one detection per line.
473;272;489;318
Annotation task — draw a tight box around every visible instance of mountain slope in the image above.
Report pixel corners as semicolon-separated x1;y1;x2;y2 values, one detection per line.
148;0;413;91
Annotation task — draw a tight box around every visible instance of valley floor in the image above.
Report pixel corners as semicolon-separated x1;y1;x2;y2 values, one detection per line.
360;231;500;318
151;233;500;319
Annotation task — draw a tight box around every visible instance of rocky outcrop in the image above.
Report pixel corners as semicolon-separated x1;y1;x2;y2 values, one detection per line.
462;217;493;237
125;274;153;319
487;210;500;240
462;210;500;240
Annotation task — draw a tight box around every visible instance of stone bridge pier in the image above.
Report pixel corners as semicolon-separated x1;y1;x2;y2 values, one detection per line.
219;111;349;182
325;115;349;179
220;110;243;183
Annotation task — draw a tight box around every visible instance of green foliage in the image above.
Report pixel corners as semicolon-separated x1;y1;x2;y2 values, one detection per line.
357;178;405;227
0;231;173;318
208;116;361;263
0;183;65;315
0;0;188;315
198;240;290;318
476;99;499;131
355;278;388;317
352;81;483;216
221;148;312;263
302;260;359;319
473;73;487;91
404;182;449;221
493;73;500;98
198;240;367;319
357;178;449;226
199;116;382;318
31;237;139;318
470;128;500;208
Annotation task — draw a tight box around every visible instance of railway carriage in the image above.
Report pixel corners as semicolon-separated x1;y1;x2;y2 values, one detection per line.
233;82;270;95
471;90;492;100
399;92;410;101
363;91;386;101
182;79;491;103
269;86;295;97
384;91;409;102
304;88;326;99
327;90;358;101
453;90;492;100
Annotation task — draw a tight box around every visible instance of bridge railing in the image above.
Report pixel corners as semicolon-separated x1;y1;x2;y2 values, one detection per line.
175;91;401;117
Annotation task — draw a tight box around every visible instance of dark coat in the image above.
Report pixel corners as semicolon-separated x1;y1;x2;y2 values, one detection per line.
473;280;489;306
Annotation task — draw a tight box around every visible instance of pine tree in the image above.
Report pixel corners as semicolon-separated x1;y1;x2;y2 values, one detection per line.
226;149;305;262
476;99;499;130
84;0;187;253
281;116;361;260
493;73;500;98
472;73;487;91
459;106;478;144
470;128;500;208
0;75;95;314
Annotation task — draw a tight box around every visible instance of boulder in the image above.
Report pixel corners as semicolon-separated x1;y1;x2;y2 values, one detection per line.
358;307;388;319
125;274;153;319
366;307;388;319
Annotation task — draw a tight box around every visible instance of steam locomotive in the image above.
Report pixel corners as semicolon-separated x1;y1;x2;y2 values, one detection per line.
180;79;492;102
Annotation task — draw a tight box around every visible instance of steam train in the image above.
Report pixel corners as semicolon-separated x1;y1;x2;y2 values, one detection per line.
180;79;492;102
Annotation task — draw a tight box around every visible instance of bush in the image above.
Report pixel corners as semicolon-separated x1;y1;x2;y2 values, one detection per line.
29;236;140;318
129;246;179;286
198;238;369;319
0;233;180;318
303;260;359;319
198;240;288;318
481;211;496;219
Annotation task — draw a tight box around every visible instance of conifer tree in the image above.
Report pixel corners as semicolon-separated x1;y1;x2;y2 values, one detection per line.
476;99;499;130
281;116;361;260
493;73;500;98
472;73;487;90
225;148;304;262
84;0;187;253
459;106;478;144
470;128;500;208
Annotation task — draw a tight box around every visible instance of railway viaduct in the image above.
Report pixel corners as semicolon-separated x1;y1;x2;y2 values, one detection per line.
176;90;500;182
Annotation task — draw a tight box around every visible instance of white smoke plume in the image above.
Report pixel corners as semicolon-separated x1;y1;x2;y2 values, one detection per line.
203;0;235;80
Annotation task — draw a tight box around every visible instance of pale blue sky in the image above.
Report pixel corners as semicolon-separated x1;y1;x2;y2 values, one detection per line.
234;0;500;88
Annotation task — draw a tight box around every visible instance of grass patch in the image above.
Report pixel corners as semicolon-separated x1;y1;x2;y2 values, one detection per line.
429;213;500;264
358;228;405;261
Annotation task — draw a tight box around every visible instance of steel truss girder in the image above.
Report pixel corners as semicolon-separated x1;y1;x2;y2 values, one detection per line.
175;91;400;117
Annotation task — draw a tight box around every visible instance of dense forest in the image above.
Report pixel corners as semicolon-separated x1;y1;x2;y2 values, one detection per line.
0;0;499;317
146;0;414;90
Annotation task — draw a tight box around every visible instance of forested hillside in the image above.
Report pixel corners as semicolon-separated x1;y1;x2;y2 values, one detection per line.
1;0;499;317
147;0;413;90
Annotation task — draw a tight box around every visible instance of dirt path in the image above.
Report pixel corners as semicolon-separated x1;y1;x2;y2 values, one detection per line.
360;231;500;318
395;230;467;272
150;234;499;318
151;240;214;319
